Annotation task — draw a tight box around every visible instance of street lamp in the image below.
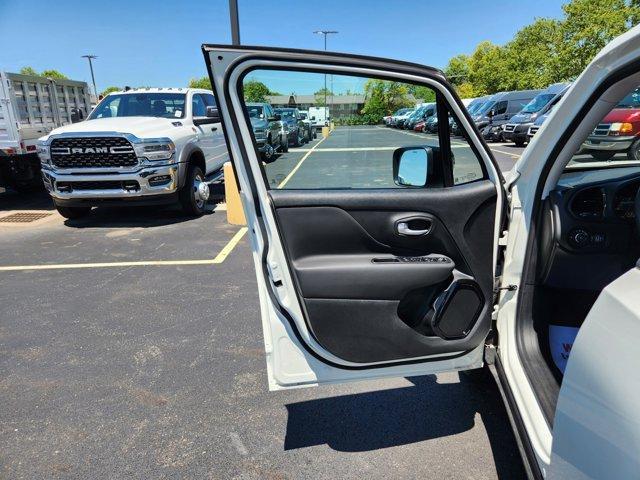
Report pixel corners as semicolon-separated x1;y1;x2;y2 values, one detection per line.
313;30;338;117
81;55;98;98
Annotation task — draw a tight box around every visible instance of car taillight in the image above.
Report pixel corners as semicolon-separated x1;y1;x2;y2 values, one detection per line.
609;122;634;135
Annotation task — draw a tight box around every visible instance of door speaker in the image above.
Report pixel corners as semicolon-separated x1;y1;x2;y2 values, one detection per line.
431;279;484;340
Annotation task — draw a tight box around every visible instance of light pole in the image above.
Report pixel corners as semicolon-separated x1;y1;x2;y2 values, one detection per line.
229;0;240;45
313;30;338;117
81;55;98;98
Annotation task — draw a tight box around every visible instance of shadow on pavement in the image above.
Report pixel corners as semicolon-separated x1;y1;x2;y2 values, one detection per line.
0;188;54;211
284;373;524;479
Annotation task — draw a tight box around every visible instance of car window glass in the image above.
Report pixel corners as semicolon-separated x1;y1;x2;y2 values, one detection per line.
202;93;216;107
240;69;487;189
192;94;207;117
493;101;507;115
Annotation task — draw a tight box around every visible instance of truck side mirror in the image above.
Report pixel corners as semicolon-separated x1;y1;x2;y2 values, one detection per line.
205;106;220;121
70;108;84;123
488;109;495;118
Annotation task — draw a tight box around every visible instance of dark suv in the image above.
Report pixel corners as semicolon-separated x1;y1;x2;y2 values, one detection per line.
274;108;307;147
246;102;285;160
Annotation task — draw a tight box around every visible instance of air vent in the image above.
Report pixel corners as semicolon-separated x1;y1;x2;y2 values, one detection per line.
570;187;605;219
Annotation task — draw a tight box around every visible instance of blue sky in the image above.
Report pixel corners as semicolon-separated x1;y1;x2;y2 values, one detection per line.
0;0;565;94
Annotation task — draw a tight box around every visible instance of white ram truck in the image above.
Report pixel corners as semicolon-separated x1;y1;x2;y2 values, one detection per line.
37;88;228;218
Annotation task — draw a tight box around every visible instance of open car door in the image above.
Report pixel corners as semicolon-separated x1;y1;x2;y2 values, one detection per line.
204;45;505;389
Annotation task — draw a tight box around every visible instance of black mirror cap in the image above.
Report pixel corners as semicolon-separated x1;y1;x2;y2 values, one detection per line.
206;106;220;121
70;108;84;123
392;146;434;188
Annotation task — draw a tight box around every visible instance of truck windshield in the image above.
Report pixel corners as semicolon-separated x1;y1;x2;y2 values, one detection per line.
275;109;296;118
89;93;186;119
521;93;556;114
247;106;264;118
476;101;496;116
614;87;640;108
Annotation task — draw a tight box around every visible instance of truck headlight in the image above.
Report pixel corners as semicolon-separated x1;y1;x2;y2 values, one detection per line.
610;122;633;135
37;140;51;164
135;139;175;161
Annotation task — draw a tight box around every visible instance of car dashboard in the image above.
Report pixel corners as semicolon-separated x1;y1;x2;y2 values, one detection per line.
540;166;640;291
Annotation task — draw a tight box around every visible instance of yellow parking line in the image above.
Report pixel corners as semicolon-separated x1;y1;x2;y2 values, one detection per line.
0;227;248;272
278;136;327;188
212;227;247;263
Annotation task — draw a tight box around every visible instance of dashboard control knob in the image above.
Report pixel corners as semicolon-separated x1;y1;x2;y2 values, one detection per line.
570;228;590;247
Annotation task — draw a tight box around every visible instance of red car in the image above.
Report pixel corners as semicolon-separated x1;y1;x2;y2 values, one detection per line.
583;87;640;160
414;120;426;132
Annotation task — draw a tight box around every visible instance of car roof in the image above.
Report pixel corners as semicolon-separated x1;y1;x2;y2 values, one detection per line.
108;88;212;95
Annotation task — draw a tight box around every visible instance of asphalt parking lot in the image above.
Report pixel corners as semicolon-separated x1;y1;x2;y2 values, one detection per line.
1;126;525;479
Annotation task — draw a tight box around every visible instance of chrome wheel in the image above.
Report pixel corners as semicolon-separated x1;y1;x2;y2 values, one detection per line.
193;174;209;209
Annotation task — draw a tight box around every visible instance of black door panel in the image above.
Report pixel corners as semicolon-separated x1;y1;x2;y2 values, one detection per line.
269;180;497;363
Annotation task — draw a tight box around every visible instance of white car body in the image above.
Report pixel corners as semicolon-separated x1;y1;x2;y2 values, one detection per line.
205;25;640;480
37;88;228;212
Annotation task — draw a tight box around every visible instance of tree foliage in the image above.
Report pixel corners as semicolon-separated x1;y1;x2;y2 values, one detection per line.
361;79;413;118
188;76;212;90
443;0;640;95
19;66;67;79
100;86;121;97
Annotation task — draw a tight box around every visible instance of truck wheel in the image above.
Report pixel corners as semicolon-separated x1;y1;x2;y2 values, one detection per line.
55;205;91;219
514;139;526;147
179;164;208;217
292;129;302;147
591;151;616;161
281;135;289;153
627;139;640;160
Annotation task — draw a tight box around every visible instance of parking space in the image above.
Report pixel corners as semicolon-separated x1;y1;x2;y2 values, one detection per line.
0;126;525;479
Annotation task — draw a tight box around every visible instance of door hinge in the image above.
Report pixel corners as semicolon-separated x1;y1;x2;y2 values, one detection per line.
498;230;509;246
484;344;497;365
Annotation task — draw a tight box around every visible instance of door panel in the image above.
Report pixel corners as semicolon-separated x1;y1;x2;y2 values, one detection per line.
271;181;496;363
204;45;504;388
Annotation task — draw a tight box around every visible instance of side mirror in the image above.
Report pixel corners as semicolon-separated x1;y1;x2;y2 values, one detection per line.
393;146;432;187
70;108;84;123
274;113;281;121
193;106;220;125
310;116;316;121
488;109;495;118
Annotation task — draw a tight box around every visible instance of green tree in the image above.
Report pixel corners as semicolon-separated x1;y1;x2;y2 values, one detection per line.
556;0;640;79
188;76;212;90
444;54;470;86
314;87;332;106
467;41;510;95
244;80;271;102
361;79;412;119
41;69;67;79
100;86;121;97
455;82;476;99
19;66;39;76
503;18;563;89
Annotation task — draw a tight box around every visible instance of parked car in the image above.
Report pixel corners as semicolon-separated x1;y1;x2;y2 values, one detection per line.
274;108;306;147
37;88;228;218
474;90;541;140
527;108;553;140
0;71;92;192
404;103;436;130
413;120;426;132
503;83;571;146
246;102;285;160
391;107;415;128
386;107;411;127
298;110;317;140
582;86;640;160
205;25;640;479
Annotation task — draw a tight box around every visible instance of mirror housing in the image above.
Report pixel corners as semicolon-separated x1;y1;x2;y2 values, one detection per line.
393;146;432;188
193;106;220;125
70;107;84;123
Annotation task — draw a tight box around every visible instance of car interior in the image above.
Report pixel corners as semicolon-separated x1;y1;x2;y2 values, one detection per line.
523;81;640;424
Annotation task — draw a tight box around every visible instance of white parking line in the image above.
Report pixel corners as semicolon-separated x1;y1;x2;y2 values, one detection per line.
0;227;248;272
489;147;521;158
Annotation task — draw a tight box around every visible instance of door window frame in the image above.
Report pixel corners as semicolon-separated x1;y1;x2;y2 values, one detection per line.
205;47;506;368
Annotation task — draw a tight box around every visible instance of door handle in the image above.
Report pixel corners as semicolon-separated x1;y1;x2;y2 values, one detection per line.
211;127;217;132
397;221;430;236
